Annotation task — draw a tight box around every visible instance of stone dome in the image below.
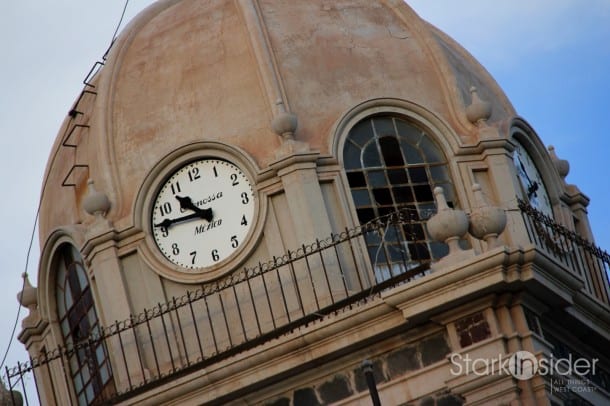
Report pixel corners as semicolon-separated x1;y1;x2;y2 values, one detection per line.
38;0;515;244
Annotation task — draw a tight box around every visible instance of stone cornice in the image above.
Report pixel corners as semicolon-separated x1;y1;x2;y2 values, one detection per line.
17;315;49;349
383;244;608;333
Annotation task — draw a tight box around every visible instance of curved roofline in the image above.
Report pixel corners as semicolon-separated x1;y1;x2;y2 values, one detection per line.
425;21;516;117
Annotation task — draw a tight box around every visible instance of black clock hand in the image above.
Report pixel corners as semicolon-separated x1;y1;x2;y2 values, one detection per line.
527;181;539;199
176;195;201;213
517;159;540;199
175;195;214;221
154;207;213;229
155;212;200;228
518;160;534;185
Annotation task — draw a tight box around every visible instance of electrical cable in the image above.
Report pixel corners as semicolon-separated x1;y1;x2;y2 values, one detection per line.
103;0;130;60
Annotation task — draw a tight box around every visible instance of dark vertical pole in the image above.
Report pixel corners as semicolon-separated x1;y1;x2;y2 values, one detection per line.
362;359;381;406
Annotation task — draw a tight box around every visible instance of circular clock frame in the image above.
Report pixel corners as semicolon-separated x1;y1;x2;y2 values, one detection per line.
137;143;265;284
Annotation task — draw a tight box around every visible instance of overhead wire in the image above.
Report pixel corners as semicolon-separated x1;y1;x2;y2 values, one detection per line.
104;0;130;60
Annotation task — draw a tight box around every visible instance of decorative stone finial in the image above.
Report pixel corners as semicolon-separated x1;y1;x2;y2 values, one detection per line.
83;179;111;218
548;145;570;179
16;273;37;311
272;100;310;157
271;100;298;140
427;187;469;259
465;86;492;126
468;184;507;249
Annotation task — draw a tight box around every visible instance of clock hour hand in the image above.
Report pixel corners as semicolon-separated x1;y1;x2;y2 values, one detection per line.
176;195;200;212
175;195;214;221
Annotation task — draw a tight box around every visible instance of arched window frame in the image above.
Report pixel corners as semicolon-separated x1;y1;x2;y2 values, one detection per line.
333;100;463;281
53;243;114;405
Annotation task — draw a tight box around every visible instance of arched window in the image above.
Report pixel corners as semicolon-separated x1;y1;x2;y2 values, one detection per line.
55;244;114;405
343;115;454;280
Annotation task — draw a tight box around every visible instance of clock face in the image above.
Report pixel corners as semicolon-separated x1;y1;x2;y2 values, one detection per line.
151;158;255;269
513;141;553;217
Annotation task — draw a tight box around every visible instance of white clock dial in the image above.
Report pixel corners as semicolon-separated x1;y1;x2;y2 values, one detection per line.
151;159;255;269
513;142;553;217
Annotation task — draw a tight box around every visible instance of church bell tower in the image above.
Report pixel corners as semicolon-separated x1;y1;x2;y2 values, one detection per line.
10;1;610;405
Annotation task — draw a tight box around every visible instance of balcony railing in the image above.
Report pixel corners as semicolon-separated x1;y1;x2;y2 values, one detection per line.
518;198;610;305
5;209;432;405
7;202;609;405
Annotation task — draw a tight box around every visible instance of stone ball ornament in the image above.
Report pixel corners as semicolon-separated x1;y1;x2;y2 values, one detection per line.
468;183;507;249
465;86;492;126
548;145;570;179
16;273;37;311
271;109;298;140
426;187;469;252
83;179;111;217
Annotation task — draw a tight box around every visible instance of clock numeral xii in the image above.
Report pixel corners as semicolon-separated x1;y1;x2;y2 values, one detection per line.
188;167;201;182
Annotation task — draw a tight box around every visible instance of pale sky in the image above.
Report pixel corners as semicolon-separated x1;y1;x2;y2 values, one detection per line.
1;1;609;402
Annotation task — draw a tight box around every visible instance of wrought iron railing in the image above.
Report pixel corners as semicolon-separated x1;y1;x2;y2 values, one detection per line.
518;199;610;305
5;209;432;405
9;202;608;405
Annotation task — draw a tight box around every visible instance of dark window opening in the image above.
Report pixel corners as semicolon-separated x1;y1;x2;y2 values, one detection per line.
413;185;434;202
372;188;393;206
343;115;458;280
379;136;404;167
346;171;366;188
408;167;428;183
387;169;409;184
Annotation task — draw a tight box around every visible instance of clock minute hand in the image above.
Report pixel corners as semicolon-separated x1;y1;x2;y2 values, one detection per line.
518;160;534;185
155;212;202;229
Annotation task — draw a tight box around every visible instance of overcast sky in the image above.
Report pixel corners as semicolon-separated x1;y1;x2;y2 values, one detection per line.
1;0;609;402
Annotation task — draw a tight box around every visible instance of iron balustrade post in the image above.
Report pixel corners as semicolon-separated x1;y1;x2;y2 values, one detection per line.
231;282;248;342
317;238;335;305
332;234;351;297
115;320;133;391
144;308;161;378
259;262;277;330
128;315;147;386
286;250;306;318
245;270;263;336
274;256;291;323
203;295;219;355
158;303;176;373
172;296;189;366
218;292;233;348
186;291;205;361
302;243;321;311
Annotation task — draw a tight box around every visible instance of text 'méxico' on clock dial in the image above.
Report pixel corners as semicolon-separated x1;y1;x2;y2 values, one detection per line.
151;159;255;269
